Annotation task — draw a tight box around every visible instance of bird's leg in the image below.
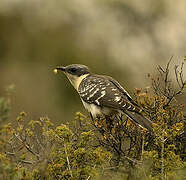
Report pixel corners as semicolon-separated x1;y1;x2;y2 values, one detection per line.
105;115;114;133
90;113;98;127
90;113;94;122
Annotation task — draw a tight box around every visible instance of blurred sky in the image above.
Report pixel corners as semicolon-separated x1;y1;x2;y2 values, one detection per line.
0;0;185;124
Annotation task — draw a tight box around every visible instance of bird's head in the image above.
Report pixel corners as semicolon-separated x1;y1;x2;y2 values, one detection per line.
54;64;90;90
56;64;90;76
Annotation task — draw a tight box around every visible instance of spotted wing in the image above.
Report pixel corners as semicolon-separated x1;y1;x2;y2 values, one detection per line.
79;74;153;131
104;75;139;106
78;74;140;113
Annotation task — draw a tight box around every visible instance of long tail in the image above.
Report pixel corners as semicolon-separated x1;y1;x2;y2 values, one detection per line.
124;110;153;131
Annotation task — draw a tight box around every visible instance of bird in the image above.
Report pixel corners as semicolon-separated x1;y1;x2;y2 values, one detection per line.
54;64;153;131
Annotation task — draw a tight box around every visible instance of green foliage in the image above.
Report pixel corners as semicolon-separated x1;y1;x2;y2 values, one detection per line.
0;112;111;180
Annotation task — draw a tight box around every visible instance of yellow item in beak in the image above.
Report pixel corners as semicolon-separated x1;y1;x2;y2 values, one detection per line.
53;69;58;74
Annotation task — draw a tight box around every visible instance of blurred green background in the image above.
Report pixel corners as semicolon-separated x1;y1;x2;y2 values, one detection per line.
0;0;185;124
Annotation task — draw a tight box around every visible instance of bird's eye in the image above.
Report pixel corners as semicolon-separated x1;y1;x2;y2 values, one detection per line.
70;68;77;73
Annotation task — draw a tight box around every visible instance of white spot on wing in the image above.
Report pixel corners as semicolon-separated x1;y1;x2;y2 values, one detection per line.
95;91;106;105
89;84;97;92
122;103;126;108
128;105;131;109
81;92;88;97
87;88;100;100
112;88;117;91
115;96;121;102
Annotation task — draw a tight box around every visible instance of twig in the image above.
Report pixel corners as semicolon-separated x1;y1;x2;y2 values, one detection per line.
20;160;34;164
161;130;165;180
141;134;144;161
122;155;141;165
175;65;181;88
14;133;40;159
155;59;186;108
6;152;15;156
165;56;173;83
64;143;73;178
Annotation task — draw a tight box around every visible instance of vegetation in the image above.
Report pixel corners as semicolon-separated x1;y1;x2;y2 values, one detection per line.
0;61;185;180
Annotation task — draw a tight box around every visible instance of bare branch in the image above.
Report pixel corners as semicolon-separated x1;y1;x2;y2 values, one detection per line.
175;65;182;88
152;58;185;108
14;133;40;160
20;160;34;164
64;143;73;178
161;130;165;180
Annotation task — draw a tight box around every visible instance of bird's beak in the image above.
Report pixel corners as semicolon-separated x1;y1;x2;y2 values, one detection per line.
56;66;66;72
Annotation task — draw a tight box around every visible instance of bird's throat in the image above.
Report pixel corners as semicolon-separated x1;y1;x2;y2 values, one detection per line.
65;73;89;90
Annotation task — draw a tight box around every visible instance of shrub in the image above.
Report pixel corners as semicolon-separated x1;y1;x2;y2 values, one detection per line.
0;60;185;180
0;112;111;180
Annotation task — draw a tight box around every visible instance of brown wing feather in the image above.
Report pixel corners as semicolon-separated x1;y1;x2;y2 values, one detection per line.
79;74;141;113
104;75;140;107
79;74;153;131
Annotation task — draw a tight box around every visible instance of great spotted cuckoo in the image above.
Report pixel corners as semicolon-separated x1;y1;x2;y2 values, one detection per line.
54;64;153;131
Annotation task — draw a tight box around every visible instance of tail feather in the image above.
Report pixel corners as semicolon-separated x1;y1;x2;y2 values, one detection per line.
124;110;153;131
